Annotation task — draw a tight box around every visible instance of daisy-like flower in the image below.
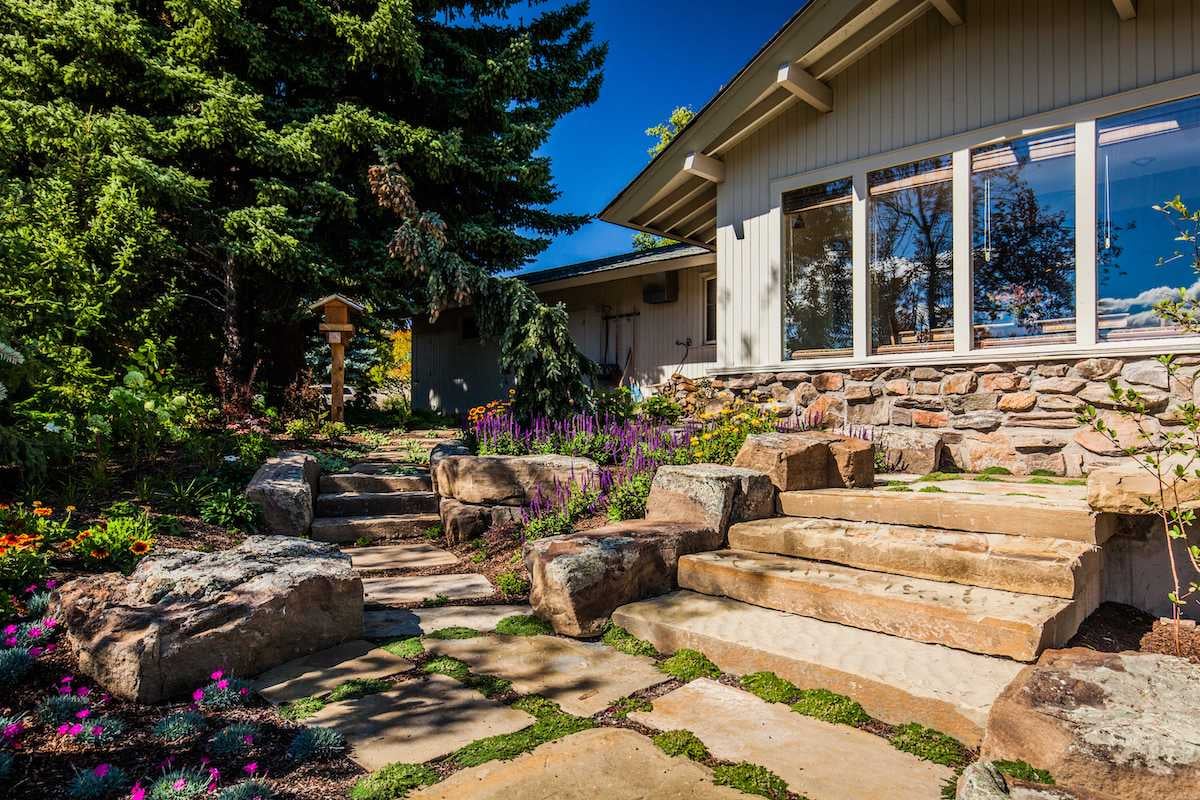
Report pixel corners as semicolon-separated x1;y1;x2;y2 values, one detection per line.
77;686;91;697
45;579;59;589
2;624;16;636
216;678;229;690
69;723;83;736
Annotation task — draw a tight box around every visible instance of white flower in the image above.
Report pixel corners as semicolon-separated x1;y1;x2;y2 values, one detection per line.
44;422;62;433
223;455;240;463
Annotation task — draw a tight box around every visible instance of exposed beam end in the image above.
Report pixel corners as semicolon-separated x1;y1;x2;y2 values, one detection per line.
683;152;725;184
929;0;965;26
776;63;834;113
1112;0;1136;20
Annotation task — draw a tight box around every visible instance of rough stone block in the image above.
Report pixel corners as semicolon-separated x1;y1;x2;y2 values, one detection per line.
244;451;319;536
439;497;491;543
433;454;600;506
646;463;775;532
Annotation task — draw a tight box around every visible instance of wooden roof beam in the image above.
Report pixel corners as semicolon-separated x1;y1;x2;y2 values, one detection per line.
633;178;711;227
929;0;964;26
776;63;833;113
1112;0;1136;20
810;0;929;81
683;152;725;183
659;191;717;234
709;88;796;155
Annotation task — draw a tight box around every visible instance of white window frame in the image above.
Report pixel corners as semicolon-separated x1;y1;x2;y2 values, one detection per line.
702;274;718;346
754;72;1200;375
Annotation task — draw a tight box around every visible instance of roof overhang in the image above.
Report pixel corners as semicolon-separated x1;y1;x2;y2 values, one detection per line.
600;0;967;248
524;245;715;294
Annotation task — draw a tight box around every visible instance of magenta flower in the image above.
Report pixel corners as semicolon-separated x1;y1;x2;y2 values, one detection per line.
3;637;16;648
61;675;74;684
200;756;210;768
210;670;224;681
75;709;90;719
209;767;220;781
44;643;57;653
192;688;204;702
91;724;103;736
239;688;249;696
2;722;23;739
45;579;58;589
28;646;43;657
44;618;57;629
76;686;91;697
216;678;229;690
24;584;37;594
68;723;83;736
243;761;258;775
130;783;146;800
172;778;187;791
94;764;110;778
28;626;42;638
57;723;70;736
3;624;16;635
242;734;254;745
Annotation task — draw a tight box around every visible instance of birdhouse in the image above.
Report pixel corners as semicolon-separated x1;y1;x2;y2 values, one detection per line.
309;294;365;423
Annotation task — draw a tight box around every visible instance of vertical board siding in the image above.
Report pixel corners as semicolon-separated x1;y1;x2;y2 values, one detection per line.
716;0;1200;368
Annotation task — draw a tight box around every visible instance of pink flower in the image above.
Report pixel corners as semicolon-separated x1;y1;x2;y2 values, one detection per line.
45;579;58;589
210;670;224;681
94;764;110;778
209;768;220;781
239;688;249;696
3;637;16;648
242;734;254;745
91;725;103;736
57;723;70;736
28;646;43;657
243;762;258;775
28;626;42;638
68;723;83;736
61;675;74;684
58;686;72;695
130;783;146;800
192;688;204;702
2;624;16;635
216;679;229;690
44;618;57;629
200;756;210;768
75;709;90;719
24;584;37;594
172;778;187;791
2;722;23;739
76;686;91;697
44;643;57;653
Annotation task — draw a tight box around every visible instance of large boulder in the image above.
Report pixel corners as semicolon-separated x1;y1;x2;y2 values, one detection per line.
732;432;873;491
428;440;471;494
439;497;492;544
434;454;601;506
646;464;774;533
1087;457;1200;514
981;648;1200;800
51;537;362;703
244;451;319;535
524;521;721;637
877;428;945;474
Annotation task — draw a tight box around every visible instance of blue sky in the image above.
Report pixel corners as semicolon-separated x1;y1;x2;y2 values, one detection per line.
522;0;801;272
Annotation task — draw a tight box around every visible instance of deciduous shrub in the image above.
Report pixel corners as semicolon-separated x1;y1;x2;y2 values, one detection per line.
690;406;776;464
638;394;684;423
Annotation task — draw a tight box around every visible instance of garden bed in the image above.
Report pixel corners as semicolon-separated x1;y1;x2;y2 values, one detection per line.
1068;602;1200;663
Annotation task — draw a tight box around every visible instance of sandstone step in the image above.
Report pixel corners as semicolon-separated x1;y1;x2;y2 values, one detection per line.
779;488;1115;544
310;513;440;543
347;462;429;475
678;550;1087;660
612;591;1023;746
729;517;1100;600
320;473;432;493
344;541;459;573
316;490;438;517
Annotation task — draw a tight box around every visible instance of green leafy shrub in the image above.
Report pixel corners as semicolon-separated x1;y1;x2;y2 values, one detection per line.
350;763;439;800
739;672;800;704
495;571;529;597
199;489;258;531
0;648;33;686
426;626;480;640
980;466;1012;475
152;712;206;743
659;649;720;682
495;615;553;636
790;688;870;726
690;406;776;464
148;768;210;799
327;678;391;702
70;513;155;573
712;763;789;799
994;759;1054;785
918;485;946;493
652;729;709;761
889;723;970;768
284;418;317;440
607;472;652;520
601;624;657;657
638;394;684;423
208;722;259;760
287;726;345;762
216;782;276;800
233;432;274;466
69;763;130;800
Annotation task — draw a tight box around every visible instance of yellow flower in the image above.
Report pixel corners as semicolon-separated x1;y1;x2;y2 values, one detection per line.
129;540;151;556
65;505;76;513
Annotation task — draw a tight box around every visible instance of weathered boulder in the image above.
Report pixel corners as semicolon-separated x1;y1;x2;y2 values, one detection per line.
981;648;1200;800
732;432;873;492
524;521;722;636
51;537;362;703
434;454;601;506
428;440;472;494
1087;456;1200;513
244;451;319;536
440;498;491;543
956;763;1009;800
878;429;944;474
646;464;774;532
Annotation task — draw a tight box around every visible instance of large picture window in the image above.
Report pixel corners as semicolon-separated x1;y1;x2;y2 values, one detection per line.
1097;95;1200;340
869;155;954;354
783;178;854;358
971;129;1077;347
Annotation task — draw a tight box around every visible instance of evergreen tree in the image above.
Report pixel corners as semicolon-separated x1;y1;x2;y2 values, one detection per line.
0;0;605;422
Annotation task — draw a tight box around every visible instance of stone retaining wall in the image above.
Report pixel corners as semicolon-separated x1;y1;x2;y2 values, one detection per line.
666;356;1193;476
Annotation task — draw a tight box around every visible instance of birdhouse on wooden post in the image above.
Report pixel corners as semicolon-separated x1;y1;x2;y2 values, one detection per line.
309;294;365;424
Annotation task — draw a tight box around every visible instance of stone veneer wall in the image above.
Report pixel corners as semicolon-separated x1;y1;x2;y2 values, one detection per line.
666;356;1194;476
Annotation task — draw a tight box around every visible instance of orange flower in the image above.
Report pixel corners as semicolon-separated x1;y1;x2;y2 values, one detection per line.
129;541;151;556
89;549;109;560
31;501;41;507
65;505;76;513
33;507;53;517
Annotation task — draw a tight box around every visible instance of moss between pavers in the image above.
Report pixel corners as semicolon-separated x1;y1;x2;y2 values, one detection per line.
739;672;800;705
426;626;481;640
601;623;658;658
712;762;791;800
979;466;1013;476
610;695;652;719
658;649;720;682
277;695;327;721
889;722;970;768
915;471;959;482
423;656;512;699
790;688;870;727
450;696;594;769
327;678;392;702
994;759;1054;785
378;636;424;659
494;615;554;636
884;481;911;492
350;762;439;800
652;729;709;761
918;485;946;493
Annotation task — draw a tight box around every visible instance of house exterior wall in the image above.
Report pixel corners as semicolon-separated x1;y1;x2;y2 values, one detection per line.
411;263;717;416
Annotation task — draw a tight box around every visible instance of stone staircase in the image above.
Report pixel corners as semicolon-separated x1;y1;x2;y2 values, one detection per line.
614;476;1116;745
310;469;439;544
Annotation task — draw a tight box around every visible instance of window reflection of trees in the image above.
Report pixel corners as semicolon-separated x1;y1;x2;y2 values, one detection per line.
870;169;953;353
784;202;853;357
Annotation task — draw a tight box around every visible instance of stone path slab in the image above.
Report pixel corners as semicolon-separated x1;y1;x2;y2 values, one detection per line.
253;640;411;704
426;633;664;716
364;604;533;639
345;541;459;573
631;678;952;800
363;573;494;606
307;673;533;771
409;728;747;800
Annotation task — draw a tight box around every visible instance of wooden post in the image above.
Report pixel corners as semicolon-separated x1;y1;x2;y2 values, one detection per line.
310;294;364;425
329;331;346;423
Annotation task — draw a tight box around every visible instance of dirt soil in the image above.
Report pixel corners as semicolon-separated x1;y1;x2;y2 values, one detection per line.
1068;602;1200;663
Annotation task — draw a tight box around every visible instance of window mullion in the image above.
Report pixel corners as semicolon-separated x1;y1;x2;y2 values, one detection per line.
952;148;973;354
1075;119;1098;348
852;172;869;360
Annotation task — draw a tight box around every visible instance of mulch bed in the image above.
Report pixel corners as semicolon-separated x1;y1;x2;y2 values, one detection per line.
1068;602;1200;663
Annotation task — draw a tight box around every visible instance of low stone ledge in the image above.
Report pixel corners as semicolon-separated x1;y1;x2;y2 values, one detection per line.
524;521;721;637
244;451;319;536
429;439;471;494
51;536;362;703
1087;457;1200;514
433;453;601;507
